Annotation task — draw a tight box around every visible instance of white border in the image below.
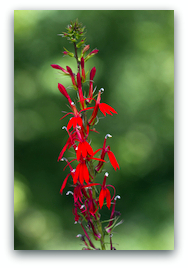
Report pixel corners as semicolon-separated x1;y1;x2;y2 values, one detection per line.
2;1;188;268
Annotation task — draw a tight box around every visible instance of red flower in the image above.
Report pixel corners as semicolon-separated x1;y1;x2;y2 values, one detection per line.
88;89;117;125
84;173;115;209
67;116;83;130
94;134;120;172
76;140;93;160
98;172;115;209
107;149;119;171
74;161;90;184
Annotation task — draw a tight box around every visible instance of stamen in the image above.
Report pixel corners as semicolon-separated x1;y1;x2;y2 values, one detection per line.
99;88;104;92
66;191;73;196
60;157;67;161
105;134;112;139
80;204;85;209
71;101;75;105
93;85;97;94
115;195;121;200
62;126;67;131
105;172;109;177
76;234;82;238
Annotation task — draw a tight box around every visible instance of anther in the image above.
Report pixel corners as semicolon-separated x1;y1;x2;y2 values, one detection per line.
115;195;121;200
62;126;67;131
71;102;75;106
80;204;85;209
76;234;82;238
99;88;104;92
105;134;112;139
105;172;109;177
66;191;73;196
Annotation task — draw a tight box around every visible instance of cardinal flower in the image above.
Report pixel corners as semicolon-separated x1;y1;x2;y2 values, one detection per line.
94;134;120;172
88;88;117;126
76;140;93;161
98;172;113;209
74;160;90;184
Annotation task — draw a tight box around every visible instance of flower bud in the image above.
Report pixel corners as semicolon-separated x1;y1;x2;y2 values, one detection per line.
82;44;90;54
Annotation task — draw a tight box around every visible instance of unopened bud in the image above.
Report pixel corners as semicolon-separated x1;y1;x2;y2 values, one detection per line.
82;45;90;54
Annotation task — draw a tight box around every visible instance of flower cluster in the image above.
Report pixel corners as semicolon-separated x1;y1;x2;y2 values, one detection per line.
52;20;122;250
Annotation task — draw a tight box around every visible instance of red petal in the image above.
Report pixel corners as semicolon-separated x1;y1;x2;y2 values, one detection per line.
85;141;93;156
76;142;82;160
99;103;107;116
107;151;120;171
79;163;84;184
57;143;69;161
77;117;83;127
90;157;106;162
67;117;74;130
74;164;80;184
93;148;102;155
102;103;118;114
60;174;70;194
99;189;106;209
81;142;87;158
106;188;111;209
83;163;89;184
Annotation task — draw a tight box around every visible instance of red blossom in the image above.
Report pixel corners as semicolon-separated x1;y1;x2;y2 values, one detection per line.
98;173;115;209
76;140;93;160
88;89;117;125
74;161;90;184
94;134;120;172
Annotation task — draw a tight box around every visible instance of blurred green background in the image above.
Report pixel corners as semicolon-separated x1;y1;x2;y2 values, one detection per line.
14;10;174;250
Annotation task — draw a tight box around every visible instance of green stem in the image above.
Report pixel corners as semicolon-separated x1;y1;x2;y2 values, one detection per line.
73;42;80;73
73;40;106;250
